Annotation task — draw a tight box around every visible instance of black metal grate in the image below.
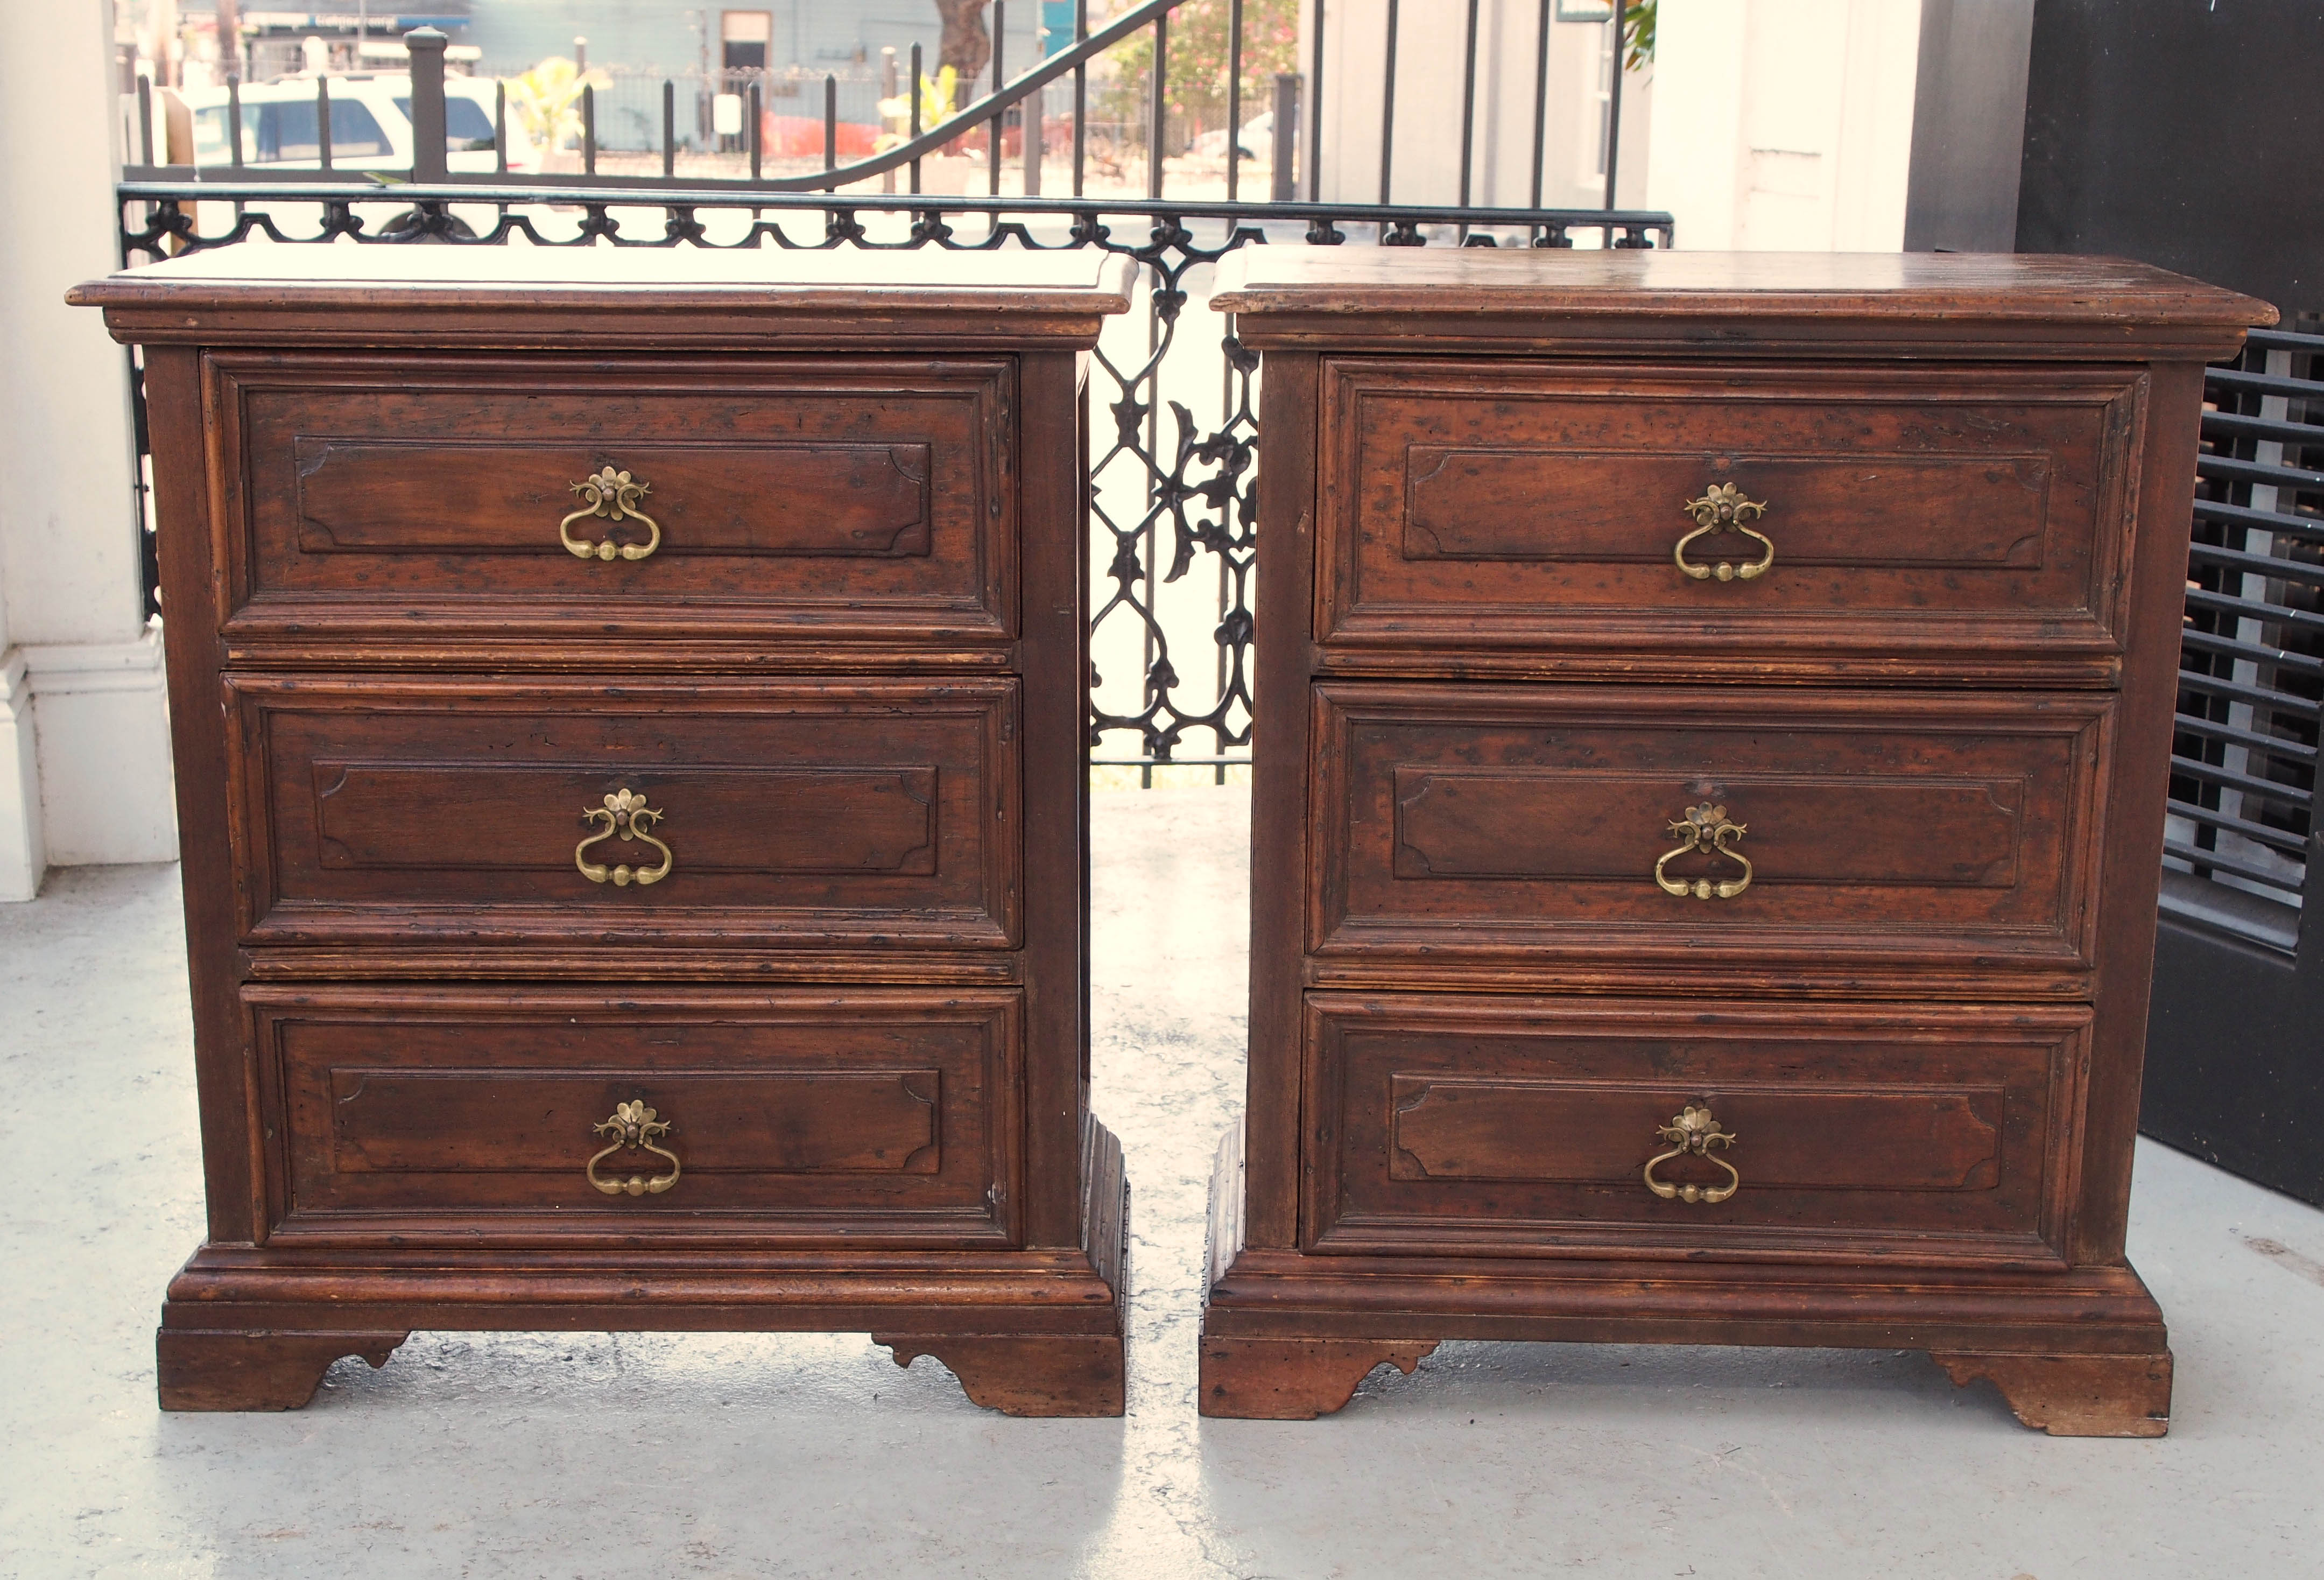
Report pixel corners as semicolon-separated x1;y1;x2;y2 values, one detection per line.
2165;324;2324;947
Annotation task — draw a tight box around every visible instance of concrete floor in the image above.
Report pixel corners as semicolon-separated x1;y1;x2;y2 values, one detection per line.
5;787;2323;1579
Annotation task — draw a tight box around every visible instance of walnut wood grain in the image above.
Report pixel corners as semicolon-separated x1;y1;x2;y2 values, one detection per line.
157;1329;409;1412
146;345;265;1248
1313;683;2111;981
1212;249;2273;358
229;674;1019;951
75;246;1139;350
1931;1350;2173;1438
1305;994;2079;1262
1196;1337;1439;1420
251;985;1018;1242
1202;248;2255;1431
877;1334;1127;1417
95;262;1131;1416
219;357;1010;643
2072;359;2212;1268
1243;351;1322;1251
1321;361;2138;665
295;440;933;557
153;1114;1130;1415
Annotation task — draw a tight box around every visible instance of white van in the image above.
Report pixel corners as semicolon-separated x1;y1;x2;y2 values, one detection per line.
182;74;539;174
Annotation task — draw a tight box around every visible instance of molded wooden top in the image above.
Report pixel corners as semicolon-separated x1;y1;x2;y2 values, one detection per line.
73;245;1138;350
1210;250;2273;357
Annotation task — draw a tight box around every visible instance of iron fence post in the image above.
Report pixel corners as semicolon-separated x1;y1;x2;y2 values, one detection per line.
882;48;898;193
405;27;449;183
1603;9;1624;217
1307;0;1325;201
1271;73;1299;202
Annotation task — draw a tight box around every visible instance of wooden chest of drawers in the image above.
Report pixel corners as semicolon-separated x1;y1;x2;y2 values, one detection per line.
1198;251;2271;1435
76;247;1135;1415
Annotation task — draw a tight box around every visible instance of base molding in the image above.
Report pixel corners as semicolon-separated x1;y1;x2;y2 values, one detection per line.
1199;1251;2172;1433
157;1328;409;1411
18;628;175;867
876;1331;1126;1416
157;1116;1130;1416
1932;1349;2174;1437
0;652;41;900
1199;1336;1438;1419
1201;1128;2171;1433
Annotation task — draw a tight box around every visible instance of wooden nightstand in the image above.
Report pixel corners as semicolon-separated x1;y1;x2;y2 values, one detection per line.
75;246;1135;1416
1197;249;2270;1435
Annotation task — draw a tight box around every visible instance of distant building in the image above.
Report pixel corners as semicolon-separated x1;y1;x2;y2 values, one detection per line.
463;3;1048;86
182;4;1056;92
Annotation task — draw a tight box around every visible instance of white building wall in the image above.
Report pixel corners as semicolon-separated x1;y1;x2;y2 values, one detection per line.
0;0;178;898
1301;0;1653;215
1645;0;1921;251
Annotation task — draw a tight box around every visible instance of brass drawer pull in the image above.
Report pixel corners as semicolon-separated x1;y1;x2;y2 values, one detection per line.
1643;1103;1739;1204
1675;483;1773;582
1654;802;1753;900
576;789;673;887
559;465;663;561
587;1100;681;1197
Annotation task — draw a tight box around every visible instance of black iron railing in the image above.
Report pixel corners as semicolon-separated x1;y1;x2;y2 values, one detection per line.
116;1;1668;779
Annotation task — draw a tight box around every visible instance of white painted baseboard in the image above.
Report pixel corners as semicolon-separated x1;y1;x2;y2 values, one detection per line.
0;651;44;900
20;626;177;868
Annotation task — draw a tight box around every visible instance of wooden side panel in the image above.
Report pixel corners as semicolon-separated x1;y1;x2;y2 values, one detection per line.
1016;349;1090;1247
2075;362;2185;1263
229;675;1019;950
254;986;1023;1242
1306;994;2086;1263
219;356;1014;640
164;347;263;1244
1319;361;2140;663
1314;683;2112;979
1243;350;1324;1249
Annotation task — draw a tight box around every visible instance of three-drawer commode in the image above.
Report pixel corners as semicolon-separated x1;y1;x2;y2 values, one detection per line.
76;246;1136;1416
1195;250;2271;1435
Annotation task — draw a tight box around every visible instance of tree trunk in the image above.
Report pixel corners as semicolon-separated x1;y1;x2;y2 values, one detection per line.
933;0;992;105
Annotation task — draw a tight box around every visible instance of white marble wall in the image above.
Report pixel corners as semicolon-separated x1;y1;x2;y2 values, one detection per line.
0;0;179;899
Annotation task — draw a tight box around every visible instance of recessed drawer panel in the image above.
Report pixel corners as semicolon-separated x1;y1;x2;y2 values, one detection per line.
253;986;1021;1245
1314;683;2111;980
1320;360;2142;663
230;675;1017;950
217;356;1012;641
1305;993;2084;1263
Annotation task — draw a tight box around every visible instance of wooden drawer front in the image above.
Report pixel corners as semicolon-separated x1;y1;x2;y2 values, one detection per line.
1315;684;2111;980
220;356;1011;640
254;987;1020;1244
231;676;1017;950
1306;994;2084;1263
1321;361;2140;661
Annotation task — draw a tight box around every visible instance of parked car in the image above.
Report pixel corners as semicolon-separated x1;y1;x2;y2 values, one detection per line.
1188;110;1273;160
182;73;538;173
